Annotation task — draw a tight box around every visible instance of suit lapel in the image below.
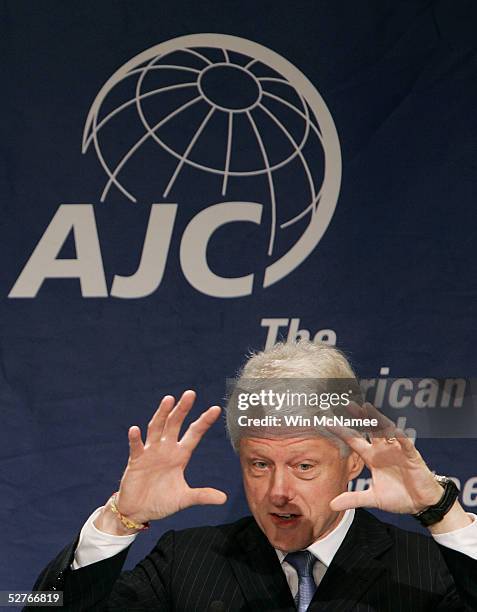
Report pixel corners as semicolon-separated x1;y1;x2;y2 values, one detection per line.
226;518;296;611
309;509;393;611
225;510;393;611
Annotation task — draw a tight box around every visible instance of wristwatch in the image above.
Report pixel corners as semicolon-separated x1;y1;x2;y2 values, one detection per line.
412;475;459;527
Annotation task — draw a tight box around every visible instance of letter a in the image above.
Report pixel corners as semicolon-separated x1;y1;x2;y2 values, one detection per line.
9;204;107;297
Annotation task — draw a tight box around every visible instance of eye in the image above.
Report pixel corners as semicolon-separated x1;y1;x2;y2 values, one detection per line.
252;460;268;470
297;463;313;471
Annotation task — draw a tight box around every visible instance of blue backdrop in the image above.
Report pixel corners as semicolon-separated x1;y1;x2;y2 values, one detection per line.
1;0;477;592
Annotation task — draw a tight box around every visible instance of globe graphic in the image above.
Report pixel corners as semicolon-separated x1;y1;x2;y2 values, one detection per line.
83;34;341;287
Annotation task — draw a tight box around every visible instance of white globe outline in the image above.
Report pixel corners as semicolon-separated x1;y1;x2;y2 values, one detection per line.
197;62;263;113
84;47;314;188
131;51;314;193
83;34;342;289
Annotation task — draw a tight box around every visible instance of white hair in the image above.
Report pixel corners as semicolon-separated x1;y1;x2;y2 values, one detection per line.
225;340;361;456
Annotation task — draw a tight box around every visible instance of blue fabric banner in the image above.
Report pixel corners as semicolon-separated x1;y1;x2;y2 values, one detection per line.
1;0;476;591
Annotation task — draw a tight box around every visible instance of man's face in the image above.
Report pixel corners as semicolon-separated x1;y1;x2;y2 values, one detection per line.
239;436;363;552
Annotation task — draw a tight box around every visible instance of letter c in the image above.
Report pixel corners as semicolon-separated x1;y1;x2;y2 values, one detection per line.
180;202;262;298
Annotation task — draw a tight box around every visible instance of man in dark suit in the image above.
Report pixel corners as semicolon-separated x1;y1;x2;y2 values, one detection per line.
31;342;477;610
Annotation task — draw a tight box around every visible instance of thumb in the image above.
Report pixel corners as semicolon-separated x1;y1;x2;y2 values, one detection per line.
189;487;228;507
330;489;374;511
128;426;144;460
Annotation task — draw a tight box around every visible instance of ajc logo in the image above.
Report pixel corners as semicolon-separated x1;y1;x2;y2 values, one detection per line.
9;34;341;299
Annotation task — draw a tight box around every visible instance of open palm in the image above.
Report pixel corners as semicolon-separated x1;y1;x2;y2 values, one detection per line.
115;391;227;525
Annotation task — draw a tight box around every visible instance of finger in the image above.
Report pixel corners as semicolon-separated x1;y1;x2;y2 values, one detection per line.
330;489;374;511
346;401;367;417
326;423;372;458
394;427;418;457
342;402;376;442
146;395;176;444
179;406;222;453
163;390;197;439
362;402;396;439
128;426;144;460
188;487;228;507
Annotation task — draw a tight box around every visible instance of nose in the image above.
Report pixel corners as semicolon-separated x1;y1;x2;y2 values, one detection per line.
269;467;295;507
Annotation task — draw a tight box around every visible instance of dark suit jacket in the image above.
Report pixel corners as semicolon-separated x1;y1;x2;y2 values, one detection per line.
29;509;476;611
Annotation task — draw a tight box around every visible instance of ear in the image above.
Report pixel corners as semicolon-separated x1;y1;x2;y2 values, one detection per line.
346;450;364;480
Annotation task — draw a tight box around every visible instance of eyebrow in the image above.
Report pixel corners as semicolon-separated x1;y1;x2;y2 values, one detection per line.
288;454;320;463
245;450;321;462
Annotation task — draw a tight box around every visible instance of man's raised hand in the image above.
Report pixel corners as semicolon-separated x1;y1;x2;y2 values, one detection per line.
328;402;472;533
328;402;444;516
96;391;227;533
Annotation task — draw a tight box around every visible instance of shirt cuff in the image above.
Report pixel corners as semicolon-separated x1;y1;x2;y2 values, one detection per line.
71;506;138;570
431;512;477;560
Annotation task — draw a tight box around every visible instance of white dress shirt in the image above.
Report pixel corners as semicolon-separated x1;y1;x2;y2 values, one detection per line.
72;507;477;578
275;509;355;598
71;507;137;570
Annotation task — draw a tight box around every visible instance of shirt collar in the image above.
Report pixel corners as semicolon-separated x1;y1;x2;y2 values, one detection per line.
275;508;355;568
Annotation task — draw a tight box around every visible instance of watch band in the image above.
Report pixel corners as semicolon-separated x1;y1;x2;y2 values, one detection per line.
412;475;459;527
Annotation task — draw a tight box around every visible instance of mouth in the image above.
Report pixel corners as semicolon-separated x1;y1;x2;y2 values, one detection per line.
269;512;302;526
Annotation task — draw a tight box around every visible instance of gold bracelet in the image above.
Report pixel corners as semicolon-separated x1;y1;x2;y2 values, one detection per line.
110;492;149;531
